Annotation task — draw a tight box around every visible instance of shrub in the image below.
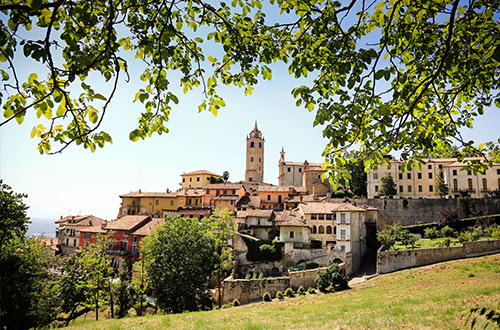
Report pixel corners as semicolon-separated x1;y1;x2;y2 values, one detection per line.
315;263;349;293
258;272;264;279
242;236;283;262
424;227;440;239
400;230;418;249
245;273;251;280
437;208;459;227
262;292;272;302
440;226;456;238
221;303;231;309
252;272;257;279
438;237;452;247
297;286;306;295
305;262;319;270
307;287;316;294
285;288;295;298
231;299;240;307
276;291;284;300
458;231;472;243
485;224;500;239
470;226;484;241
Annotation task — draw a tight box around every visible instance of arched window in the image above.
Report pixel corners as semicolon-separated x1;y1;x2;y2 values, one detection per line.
259;142;262;148
326;226;332;234
468;178;473;191
250;141;254;147
318;225;324;234
312;225;317;234
453;179;458;191
482;178;488;190
250;157;254;162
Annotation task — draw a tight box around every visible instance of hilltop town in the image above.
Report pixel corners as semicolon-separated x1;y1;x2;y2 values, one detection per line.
54;123;500;286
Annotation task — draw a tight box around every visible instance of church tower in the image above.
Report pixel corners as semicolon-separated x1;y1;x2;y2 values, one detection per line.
245;122;264;182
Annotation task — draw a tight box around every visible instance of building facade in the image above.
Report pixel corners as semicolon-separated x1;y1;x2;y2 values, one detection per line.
245;122;264;183
180;170;220;189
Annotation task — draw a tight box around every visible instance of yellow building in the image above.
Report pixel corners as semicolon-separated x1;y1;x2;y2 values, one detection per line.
367;158;500;198
180;170;220;189
118;188;204;218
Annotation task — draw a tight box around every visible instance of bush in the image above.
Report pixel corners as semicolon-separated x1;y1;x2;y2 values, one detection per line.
258;272;264;279
438;237;452;247
252;272;257;279
424;227;440;239
485;224;500;239
297;286;306;295
284;288;295;298
315;263;349;293
437;208;459;227
245;273;251;280
440;226;456;238
262;292;272;302
471;226;484;241
231;299;240;307
276;291;284;300
307;287;316;294
305;262;319;270
400;230;418;249
242;236;283;262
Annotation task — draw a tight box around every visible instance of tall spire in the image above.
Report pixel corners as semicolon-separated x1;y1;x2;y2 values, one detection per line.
254;121;258;131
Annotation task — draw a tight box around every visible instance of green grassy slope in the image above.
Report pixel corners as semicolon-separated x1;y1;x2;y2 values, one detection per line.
67;254;500;330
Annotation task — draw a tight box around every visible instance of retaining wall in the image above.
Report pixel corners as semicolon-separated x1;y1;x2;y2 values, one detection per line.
377;239;500;274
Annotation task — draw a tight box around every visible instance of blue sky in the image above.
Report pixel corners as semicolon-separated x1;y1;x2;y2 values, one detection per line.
1;3;499;221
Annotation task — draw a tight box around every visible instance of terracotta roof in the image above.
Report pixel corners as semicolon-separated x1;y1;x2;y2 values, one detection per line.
282;161;322;167
257;186;291;192
177;188;204;197
133;218;165;236
273;210;308;227
360;205;379;211
205;183;243;190
120;191;177;198
181;170;219;177
236;209;274;219
106;215;151;231
55;215;91;224
79;225;107;234
57;215;106;227
236;195;260;208
214;194;239;201
299;202;366;214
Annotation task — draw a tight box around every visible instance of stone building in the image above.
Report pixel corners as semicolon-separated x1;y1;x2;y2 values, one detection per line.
55;215;107;255
180;169;220;189
367;157;500;198
245;122;264;183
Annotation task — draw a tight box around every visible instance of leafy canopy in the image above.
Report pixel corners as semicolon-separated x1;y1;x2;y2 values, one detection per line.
1;0;499;184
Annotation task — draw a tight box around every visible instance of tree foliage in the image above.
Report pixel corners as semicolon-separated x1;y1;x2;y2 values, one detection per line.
378;173;397;197
141;216;217;313
1;0;499;182
434;172;449;197
315;263;348;293
0;180;30;246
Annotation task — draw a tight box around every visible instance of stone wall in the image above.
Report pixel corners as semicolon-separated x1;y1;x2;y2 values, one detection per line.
222;267;328;304
341;198;500;228
377;239;500;274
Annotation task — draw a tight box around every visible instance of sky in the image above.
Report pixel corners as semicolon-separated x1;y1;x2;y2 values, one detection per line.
1;2;499;222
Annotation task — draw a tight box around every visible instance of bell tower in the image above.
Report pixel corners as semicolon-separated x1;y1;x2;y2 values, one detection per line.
245;122;264;182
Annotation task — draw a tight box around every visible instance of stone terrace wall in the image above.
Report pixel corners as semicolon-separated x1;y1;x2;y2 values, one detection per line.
377;239;500;274
342;198;500;228
222;267;328;304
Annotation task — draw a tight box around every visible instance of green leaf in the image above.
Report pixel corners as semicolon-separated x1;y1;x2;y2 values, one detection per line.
129;130;140;142
93;94;107;101
27;0;43;10
89;110;98;124
208;56;217;63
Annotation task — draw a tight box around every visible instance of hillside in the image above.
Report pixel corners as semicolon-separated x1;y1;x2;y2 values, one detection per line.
67;254;500;329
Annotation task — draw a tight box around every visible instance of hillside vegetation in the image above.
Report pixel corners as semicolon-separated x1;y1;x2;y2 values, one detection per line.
67;254;500;330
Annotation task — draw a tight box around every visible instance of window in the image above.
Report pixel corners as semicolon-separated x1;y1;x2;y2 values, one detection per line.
453;169;457;176
482;178;487;190
190;178;192;182
278;195;282;203
85;233;90;239
325;214;332;220
408;185;412;192
267;194;271;201
418;185;422;192
121;241;128;252
498;178;500;189
373;173;378;180
399;185;403;192
289;231;294;239
73;239;77;247
340;245;345;252
453;179;458;191
107;240;113;250
317;175;321;180
340;230;346;239
428;164;432;169
468;170;472;175
250;157;254;162
340;214;346;224
132;235;138;243
298;168;302;173
468;178;473;191
65;238;69;246
311;214;317;220
155;200;158;205
287;167;291;172
428;172;433;179
417;173;422;179
259;158;261;163
429;185;433;192
170;200;174;206
259;142;262;148
326;226;332;234
318;226;324;234
182;178;185;182
439;164;443;169
132;200;136;206
312;225;317;234
399;173;403;180
497;169;500;175
250;141;254;147
375;185;379;192
195;199;198;205
407;173;411;179
249;177;253;182
132;245;138;254
197;177;200;182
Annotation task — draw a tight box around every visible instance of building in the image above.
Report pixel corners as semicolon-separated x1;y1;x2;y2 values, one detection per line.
257;185;306;210
367;158;500;198
180;170;220;189
245;122;264;183
55;215;107;255
203;183;246;208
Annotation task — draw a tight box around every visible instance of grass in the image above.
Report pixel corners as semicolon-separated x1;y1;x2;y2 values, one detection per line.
393;236;496;251
65;254;500;330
